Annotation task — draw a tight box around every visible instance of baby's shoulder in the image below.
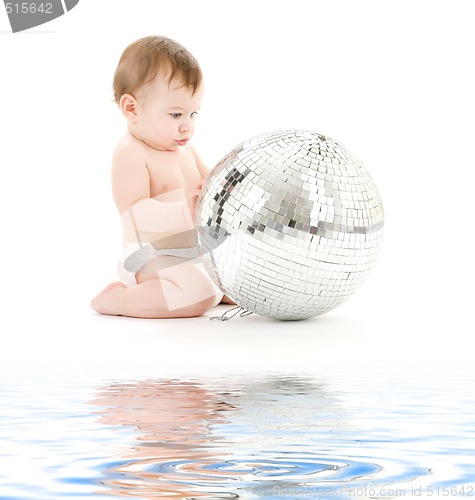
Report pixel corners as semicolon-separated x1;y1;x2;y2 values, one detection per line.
111;134;148;176
113;134;145;160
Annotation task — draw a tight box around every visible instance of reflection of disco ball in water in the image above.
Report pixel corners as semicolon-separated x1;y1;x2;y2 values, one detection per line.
195;130;384;320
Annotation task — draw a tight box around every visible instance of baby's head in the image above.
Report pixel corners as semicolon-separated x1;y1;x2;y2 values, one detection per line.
113;36;204;151
113;35;202;104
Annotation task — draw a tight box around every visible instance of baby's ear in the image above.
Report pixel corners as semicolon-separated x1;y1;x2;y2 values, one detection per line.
119;94;138;122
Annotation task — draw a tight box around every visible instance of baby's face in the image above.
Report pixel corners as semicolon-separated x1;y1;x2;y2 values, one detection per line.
134;75;204;152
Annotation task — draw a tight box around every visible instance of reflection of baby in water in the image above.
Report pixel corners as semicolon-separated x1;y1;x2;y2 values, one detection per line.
90;377;341;498
91;380;237;498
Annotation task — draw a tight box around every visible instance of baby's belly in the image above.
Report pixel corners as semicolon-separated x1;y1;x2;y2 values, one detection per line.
122;226;198;249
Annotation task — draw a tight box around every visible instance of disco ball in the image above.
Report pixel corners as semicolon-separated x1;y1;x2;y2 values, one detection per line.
195;130;384;320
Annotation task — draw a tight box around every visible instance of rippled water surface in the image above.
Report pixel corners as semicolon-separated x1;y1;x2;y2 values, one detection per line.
1;364;474;499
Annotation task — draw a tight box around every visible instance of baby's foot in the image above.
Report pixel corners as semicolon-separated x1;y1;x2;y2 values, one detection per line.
90;281;126;316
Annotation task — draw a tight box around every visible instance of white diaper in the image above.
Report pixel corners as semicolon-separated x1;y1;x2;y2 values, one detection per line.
117;242;146;287
117;242;223;306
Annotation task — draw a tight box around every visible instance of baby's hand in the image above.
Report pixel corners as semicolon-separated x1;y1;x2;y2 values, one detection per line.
190;180;203;219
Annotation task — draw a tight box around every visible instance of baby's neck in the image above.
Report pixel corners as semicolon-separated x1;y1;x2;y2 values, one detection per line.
126;128;177;153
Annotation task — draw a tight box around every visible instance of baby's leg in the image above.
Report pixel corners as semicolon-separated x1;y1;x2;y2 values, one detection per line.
91;257;218;319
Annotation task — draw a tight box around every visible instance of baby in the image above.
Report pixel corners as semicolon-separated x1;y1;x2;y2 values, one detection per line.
91;36;229;318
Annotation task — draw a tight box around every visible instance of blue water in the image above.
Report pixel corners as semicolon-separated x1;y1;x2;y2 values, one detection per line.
1;364;474;499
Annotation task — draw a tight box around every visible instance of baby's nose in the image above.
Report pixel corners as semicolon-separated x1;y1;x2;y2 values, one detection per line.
179;119;190;133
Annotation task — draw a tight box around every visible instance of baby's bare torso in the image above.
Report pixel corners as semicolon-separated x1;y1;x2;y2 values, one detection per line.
146;143;201;200
113;134;203;248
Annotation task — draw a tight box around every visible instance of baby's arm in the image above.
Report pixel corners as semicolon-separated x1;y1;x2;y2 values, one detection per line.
112;141;192;233
192;146;211;179
189;146;211;218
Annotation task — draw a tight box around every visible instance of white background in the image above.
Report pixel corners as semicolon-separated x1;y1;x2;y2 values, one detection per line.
1;0;474;374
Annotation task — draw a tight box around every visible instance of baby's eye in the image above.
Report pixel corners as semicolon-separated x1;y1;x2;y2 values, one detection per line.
191;111;199;118
170;113;182;119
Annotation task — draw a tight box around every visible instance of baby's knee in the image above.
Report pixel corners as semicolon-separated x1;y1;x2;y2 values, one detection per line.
165;279;218;315
181;293;218;317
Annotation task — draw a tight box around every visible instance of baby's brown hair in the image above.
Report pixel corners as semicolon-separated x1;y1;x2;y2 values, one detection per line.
113;35;202;104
